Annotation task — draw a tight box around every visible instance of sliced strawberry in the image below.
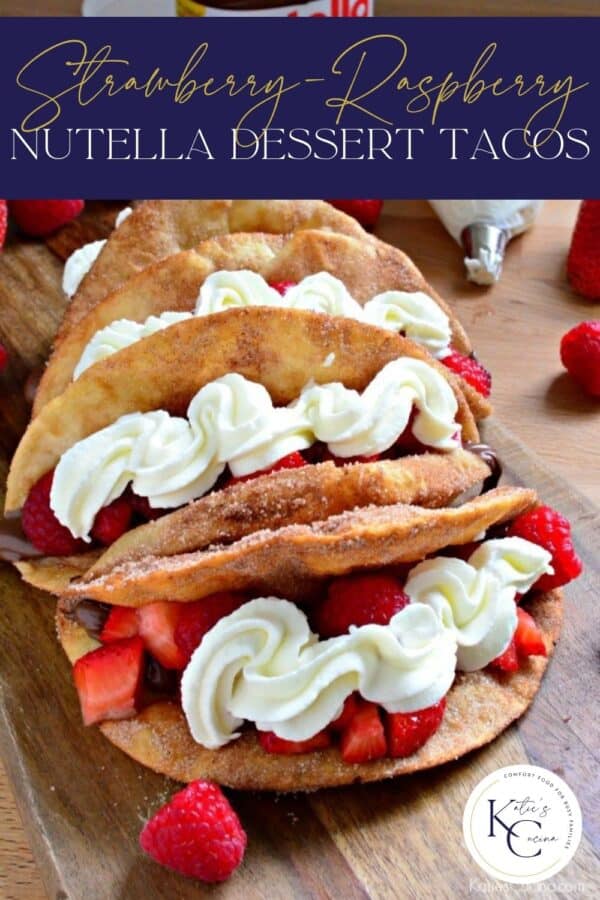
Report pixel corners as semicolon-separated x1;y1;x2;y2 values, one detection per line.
386;698;446;758
174;592;247;665
330;694;360;732
137;602;187;670
100;606;139;643
340;701;387;764
129;492;167;522
490;638;519;672
258;730;331;755
73;636;144;726
514;607;547;658
227;451;307;486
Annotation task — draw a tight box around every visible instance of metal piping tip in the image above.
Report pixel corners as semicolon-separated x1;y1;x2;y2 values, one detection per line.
461;223;508;286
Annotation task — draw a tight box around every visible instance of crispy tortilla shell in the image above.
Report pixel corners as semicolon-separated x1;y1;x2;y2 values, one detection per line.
35;228;474;413
7;306;478;513
63;487;536;607
86;450;490;579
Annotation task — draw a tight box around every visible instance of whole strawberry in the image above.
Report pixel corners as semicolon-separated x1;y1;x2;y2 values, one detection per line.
327;199;383;231
560;320;600;398
567;200;600;300
10;199;84;237
140;780;246;883
0;199;7;250
508;505;582;590
442;350;492;397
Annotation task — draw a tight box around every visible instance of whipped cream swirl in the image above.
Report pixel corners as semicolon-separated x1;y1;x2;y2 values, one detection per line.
181;598;457;748
405;537;553;670
72;270;453;378
51;360;460;539
62;206;133;299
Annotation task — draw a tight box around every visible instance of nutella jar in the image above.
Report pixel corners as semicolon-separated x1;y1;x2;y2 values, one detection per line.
176;0;372;16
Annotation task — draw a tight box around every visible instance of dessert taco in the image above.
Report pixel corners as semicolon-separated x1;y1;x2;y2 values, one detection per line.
7;231;492;593
37;228;484;414
56;486;576;791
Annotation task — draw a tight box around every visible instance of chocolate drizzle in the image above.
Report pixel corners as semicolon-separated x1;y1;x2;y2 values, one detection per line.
65;599;110;640
465;441;502;493
0;515;43;563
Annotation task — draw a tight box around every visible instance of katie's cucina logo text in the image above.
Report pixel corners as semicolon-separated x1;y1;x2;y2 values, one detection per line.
463;766;582;885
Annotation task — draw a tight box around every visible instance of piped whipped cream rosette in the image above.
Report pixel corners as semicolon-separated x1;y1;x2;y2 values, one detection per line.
56;486;579;791
73;271;454;379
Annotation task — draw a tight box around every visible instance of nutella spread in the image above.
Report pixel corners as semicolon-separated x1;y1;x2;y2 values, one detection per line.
0;515;42;563
177;0;372;16
465;441;503;492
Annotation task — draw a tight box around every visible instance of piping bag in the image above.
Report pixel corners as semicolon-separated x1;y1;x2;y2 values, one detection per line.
429;200;543;286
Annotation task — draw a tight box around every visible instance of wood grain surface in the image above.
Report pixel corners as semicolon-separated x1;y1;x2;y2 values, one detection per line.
1;200;599;899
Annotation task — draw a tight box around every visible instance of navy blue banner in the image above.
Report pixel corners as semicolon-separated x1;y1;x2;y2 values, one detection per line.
0;17;598;198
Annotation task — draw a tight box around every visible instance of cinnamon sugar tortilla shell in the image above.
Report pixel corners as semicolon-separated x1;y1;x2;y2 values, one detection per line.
54;200;365;346
63;487;536;607
56;586;562;790
87;451;490;579
6;307;479;513
35;228;474;413
16;552;100;595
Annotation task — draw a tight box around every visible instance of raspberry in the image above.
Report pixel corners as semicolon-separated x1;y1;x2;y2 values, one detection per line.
22;470;87;556
10;199;84;237
91;496;133;546
269;280;296;295
442;350;492;397
560;320;600;397
315;573;410;638
0;343;8;374
327;199;383;230
386;698;446;758
227;451;307;486
140;781;246;883
0;199;7;250
567;200;600;300
508;505;582;590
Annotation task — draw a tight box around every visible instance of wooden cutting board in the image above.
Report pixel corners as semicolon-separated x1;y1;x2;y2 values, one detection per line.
1;202;599;899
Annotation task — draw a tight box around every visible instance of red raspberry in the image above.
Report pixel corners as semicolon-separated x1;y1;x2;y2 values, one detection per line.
386;698;446;758
567;200;600;300
0;343;8;374
91;496;133;546
315;573;410;638
140;780;246;883
9;199;84;237
22;470;87;556
327;199;383;231
227;451;307;486
129;492;167;521
0;199;7;250
269;280;296;295
560;320;600;397
508;505;582;590
442;350;492;397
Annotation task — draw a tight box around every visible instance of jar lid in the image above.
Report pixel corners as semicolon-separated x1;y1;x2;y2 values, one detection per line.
82;0;174;14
